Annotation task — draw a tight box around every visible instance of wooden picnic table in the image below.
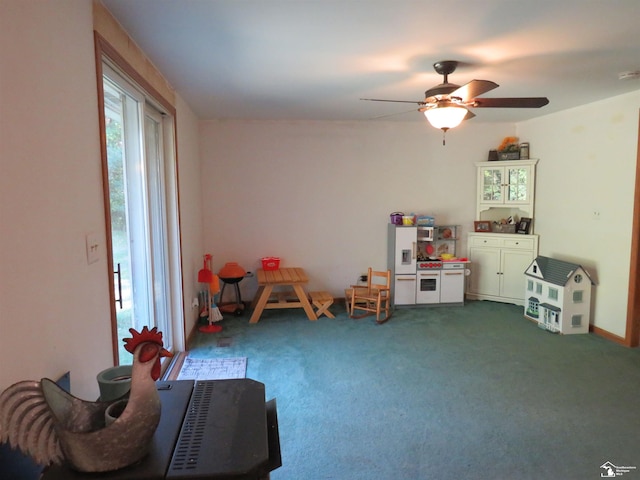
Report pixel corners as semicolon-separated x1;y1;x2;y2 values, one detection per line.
249;267;317;323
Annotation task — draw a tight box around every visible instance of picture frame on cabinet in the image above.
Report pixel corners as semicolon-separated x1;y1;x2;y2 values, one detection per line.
517;218;532;234
474;221;491;232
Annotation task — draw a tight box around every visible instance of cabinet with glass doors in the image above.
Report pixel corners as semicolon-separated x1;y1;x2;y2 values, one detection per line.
475;159;537;227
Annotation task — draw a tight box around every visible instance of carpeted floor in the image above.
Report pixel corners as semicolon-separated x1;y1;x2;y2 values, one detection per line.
187;300;640;480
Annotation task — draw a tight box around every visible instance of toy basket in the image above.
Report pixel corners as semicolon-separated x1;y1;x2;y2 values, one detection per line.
390;212;404;225
416;215;435;226
261;257;280;271
492;224;516;233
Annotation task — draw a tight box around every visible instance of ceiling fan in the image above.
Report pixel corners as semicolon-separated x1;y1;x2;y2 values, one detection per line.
361;60;549;142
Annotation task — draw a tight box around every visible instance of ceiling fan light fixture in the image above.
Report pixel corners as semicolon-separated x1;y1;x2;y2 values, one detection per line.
423;104;467;131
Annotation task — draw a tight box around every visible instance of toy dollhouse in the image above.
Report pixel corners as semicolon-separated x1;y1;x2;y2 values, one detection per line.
524;256;595;334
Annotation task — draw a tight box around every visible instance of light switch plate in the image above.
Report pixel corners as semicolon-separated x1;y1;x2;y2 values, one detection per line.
86;233;100;264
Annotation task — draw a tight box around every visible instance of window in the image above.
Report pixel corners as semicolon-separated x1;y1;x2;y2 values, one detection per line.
573;290;584;303
536;283;543;294
548;287;558;301
571;315;583;328
527;279;534;291
99;57;183;365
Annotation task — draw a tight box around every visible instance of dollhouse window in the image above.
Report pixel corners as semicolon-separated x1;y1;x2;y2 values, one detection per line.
549;287;558;300
536;283;542;294
574;274;583;283
571;315;583;327
573;290;584;303
527;280;534;291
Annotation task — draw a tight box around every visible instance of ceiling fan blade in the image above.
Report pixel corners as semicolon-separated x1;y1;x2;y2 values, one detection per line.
471;97;550;108
464;110;476;121
360;98;424;105
450;80;499;102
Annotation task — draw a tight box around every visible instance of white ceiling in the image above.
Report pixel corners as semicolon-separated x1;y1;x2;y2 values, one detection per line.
101;0;640;124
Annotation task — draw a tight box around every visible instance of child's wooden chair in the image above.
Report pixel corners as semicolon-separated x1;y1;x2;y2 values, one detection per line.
348;267;391;324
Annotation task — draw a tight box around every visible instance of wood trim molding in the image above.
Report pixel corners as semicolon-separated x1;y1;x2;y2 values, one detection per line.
590;324;629;347
92;39;119;365
93;0;175;110
625;110;640;348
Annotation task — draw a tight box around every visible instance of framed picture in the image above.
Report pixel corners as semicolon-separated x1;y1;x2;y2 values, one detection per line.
474;221;491;232
517;217;532;234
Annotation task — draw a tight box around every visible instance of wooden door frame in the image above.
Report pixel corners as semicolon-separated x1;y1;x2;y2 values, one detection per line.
625;111;640;347
94;32;181;364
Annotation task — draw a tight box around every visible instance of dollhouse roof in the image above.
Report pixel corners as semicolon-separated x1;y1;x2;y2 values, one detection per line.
539;302;561;312
525;256;595;286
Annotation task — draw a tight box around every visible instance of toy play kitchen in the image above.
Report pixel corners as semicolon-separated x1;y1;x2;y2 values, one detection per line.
387;219;469;306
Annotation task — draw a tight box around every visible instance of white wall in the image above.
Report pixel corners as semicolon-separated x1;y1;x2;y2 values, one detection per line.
0;1;202;398
518;91;640;338
200;119;512;301
0;0;110;399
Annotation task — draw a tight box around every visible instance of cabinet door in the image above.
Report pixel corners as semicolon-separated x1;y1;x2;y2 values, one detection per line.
394;227;416;274
500;249;535;300
468;247;501;296
416;271;440;304
394;275;416;305
440;269;465;303
505;165;531;204
479;164;532;206
479;166;504;203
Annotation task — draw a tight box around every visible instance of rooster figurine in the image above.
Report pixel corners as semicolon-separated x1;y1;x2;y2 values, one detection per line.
0;326;172;472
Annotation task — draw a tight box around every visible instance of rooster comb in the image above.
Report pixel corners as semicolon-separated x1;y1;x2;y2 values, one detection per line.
123;326;164;354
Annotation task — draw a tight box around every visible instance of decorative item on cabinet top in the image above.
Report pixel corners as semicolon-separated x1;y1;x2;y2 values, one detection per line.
492;223;516;234
474;221;491;232
489;137;531;161
498;151;520;161
496;136;520;160
491;215;517;234
388;212;435;227
389;212;417;226
516;218;532;234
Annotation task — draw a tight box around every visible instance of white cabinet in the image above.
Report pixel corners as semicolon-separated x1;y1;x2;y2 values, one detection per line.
440;266;465;303
475;159;537;228
394;275;417;305
467;233;539;305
